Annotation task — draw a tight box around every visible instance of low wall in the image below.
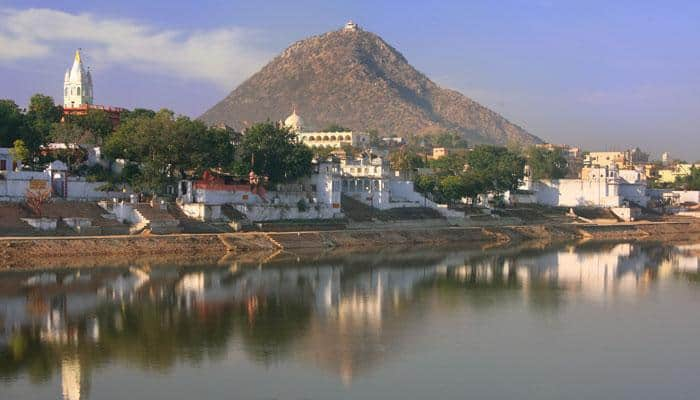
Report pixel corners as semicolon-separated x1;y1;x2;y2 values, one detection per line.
234;204;342;222
181;203;222;221
66;180;131;201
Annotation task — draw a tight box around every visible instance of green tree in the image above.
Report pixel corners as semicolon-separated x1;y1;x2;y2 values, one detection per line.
0;99;25;147
120;108;156;122
66;109;113;144
368;130;382;147
104;109;235;193
49;122;87;170
50;121;85;146
526;146;568;179
466;145;525;193
428;153;468;175
234;122;312;183
312;145;334;160
322;123;350;132
9;139;30;165
438;175;467;204
24;94;63;154
434;132;468;148
390;147;425;176
676;167;700;190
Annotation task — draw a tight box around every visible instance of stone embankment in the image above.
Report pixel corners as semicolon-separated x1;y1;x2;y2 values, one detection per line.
3;220;700;269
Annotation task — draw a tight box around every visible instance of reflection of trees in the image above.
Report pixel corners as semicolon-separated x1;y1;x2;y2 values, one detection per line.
0;240;696;392
238;295;312;364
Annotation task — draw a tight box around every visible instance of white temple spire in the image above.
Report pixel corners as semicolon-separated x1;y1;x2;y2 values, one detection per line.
63;49;93;108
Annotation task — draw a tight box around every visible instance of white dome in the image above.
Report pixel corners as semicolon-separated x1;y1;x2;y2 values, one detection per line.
284;109;304;132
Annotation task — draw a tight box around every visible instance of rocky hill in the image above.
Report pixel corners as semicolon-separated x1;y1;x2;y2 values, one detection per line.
201;22;542;146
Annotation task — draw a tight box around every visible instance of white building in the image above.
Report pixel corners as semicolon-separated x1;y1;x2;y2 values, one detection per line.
64;50;93;108
284;110;370;149
0;155;129;202
522;165;649;208
177;162;343;222
0;147;21;173
338;154;463;217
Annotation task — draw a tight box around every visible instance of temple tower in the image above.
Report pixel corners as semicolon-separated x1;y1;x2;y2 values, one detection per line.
63;50;93;108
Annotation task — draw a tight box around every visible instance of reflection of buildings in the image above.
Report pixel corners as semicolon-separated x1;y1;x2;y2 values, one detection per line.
0;243;698;391
61;357;90;400
516;244;656;302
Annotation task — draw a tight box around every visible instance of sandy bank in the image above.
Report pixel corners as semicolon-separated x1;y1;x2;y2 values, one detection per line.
2;221;700;269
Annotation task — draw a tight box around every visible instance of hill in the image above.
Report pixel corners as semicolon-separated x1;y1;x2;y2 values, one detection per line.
201;22;542;146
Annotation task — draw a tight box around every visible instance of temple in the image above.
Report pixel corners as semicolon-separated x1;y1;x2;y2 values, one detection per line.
62;49;123;125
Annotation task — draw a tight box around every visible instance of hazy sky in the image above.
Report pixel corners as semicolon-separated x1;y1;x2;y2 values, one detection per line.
1;1;698;160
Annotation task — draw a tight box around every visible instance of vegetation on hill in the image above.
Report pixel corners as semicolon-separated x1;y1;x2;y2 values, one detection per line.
201;26;541;147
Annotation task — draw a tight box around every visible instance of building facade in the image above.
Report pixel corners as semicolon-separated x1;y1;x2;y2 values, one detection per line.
284;110;370;149
62;50;123;125
64;50;93;108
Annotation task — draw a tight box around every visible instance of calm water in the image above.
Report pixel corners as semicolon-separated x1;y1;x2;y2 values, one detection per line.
2;242;700;400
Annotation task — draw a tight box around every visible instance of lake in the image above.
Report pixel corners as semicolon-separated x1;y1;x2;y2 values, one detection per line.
1;241;700;400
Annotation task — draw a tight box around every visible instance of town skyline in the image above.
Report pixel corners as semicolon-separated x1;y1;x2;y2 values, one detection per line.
1;1;699;160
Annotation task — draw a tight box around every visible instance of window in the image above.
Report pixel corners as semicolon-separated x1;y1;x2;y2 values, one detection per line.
0;160;6;171
77;87;81;95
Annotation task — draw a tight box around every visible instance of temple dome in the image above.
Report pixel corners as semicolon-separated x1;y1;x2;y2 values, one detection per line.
284;109;304;132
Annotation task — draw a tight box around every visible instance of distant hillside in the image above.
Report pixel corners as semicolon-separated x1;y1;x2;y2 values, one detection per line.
201;22;542;146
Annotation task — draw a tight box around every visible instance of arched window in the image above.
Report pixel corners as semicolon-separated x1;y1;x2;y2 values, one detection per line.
323;136;329;141
330;135;337;141
345;135;351;141
77;87;81;95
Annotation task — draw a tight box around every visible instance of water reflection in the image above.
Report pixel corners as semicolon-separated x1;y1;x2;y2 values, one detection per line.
0;242;698;399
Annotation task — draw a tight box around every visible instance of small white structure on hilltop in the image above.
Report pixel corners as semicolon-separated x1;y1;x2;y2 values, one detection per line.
64;50;93;108
344;20;359;31
284;109;370;149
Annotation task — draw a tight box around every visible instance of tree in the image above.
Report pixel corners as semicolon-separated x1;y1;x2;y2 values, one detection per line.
466;145;525;193
434;132;468;148
438;175;467;204
0;99;25;147
50;122;85;146
526;146;568;179
428;153;468;175
368;130;382;147
676;167;700;190
390;146;425;176
66;109;113;144
25;189;52;217
120;108;156;122
24;94;62;154
312;145;334;160
234;122;312;184
322;123;350;132
104;109;235;193
9;139;30;165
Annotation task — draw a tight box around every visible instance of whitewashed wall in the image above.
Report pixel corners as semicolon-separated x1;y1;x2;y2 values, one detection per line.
534;179;622;207
673;191;700;204
66;179;131;201
233;204;342;222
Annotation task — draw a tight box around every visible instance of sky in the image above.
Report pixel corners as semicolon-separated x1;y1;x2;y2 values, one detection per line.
1;0;699;160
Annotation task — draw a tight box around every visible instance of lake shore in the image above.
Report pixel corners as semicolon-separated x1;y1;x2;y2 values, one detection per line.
3;219;700;269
